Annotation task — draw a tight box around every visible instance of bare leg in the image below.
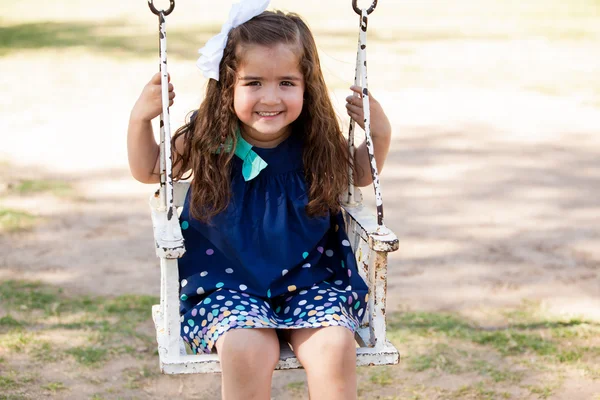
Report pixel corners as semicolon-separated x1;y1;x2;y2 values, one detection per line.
215;328;280;400
287;326;357;400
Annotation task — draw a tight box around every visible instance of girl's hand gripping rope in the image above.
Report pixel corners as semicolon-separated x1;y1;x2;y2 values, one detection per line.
127;72;180;184
346;85;392;187
131;72;176;123
345;85;391;141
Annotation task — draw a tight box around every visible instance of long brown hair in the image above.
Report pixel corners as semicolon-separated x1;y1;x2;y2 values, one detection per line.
173;10;352;222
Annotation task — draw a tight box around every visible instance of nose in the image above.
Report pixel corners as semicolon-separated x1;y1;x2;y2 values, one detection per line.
261;85;281;105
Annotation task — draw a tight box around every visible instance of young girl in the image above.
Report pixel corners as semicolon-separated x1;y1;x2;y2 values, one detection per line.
128;4;391;400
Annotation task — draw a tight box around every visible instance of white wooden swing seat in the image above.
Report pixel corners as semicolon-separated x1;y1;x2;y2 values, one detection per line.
150;183;399;374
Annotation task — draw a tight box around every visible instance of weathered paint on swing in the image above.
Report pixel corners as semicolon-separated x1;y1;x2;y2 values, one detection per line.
347;7;385;227
147;4;185;261
151;182;399;374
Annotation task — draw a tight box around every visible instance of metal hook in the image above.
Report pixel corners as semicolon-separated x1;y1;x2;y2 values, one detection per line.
148;0;175;16
352;0;377;15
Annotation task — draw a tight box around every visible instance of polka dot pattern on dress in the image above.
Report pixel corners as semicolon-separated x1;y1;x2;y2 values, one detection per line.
178;283;364;355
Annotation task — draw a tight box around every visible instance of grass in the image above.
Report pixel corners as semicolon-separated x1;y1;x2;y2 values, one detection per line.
524;375;566;399
406;343;465;374
471;360;523;384
0;21;219;58
388;308;600;363
0;375;20;391
0;280;70;315
369;367;394;386
0;208;38;232
447;382;510;399
32;341;63;363
41;381;67;392
7;179;72;197
286;381;305;391
1;280;599;399
0;371;35;400
0;331;32;352
66;346;108;366
383;303;600;398
0;177;75;232
0;280;158;370
0;315;23;329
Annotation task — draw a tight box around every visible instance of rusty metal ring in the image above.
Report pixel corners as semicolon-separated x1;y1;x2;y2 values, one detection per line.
352;0;377;15
148;0;175;16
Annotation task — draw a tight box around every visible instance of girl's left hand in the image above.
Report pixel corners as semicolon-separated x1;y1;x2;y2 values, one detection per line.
345;85;391;139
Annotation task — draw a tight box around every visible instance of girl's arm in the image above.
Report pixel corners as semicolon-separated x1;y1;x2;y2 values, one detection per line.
345;85;392;187
127;73;180;184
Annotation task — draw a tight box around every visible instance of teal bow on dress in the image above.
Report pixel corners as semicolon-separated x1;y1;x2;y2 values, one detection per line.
218;128;268;181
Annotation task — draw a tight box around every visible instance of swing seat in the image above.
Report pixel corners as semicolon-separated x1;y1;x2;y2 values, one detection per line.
150;181;399;374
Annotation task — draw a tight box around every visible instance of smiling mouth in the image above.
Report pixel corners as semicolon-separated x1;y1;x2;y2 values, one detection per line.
256;112;282;117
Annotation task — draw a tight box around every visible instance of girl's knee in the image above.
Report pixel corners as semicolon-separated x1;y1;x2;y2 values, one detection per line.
216;328;280;371
312;326;356;356
293;326;356;369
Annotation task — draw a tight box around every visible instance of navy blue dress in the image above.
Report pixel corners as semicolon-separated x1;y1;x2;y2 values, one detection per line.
178;133;368;354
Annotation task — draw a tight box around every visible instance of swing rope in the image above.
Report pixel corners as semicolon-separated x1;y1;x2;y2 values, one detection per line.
347;0;386;229
148;0;177;224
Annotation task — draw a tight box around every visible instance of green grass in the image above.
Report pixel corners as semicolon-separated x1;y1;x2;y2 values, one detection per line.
369;366;394;386
287;381;304;389
407;343;465;374
0;21;219;58
447;382;510;400
0;315;23;329
28;341;64;363
41;381;67;392
386;305;600;398
388;309;600;362
1;279;598;399
0;375;20;391
525;383;560;399
472;330;557;357
0;208;38;232
8;179;72;197
0;371;35;400
66;346;108;366
471;360;523;383
0;280;158;369
0;331;32;352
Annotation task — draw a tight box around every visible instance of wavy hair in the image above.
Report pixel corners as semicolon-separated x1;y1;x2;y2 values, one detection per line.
172;10;352;222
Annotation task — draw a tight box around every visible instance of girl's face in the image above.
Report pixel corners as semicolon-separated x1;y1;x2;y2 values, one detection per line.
233;43;305;148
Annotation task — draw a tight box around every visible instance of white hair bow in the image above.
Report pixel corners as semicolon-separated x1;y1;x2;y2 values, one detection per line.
197;0;270;81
